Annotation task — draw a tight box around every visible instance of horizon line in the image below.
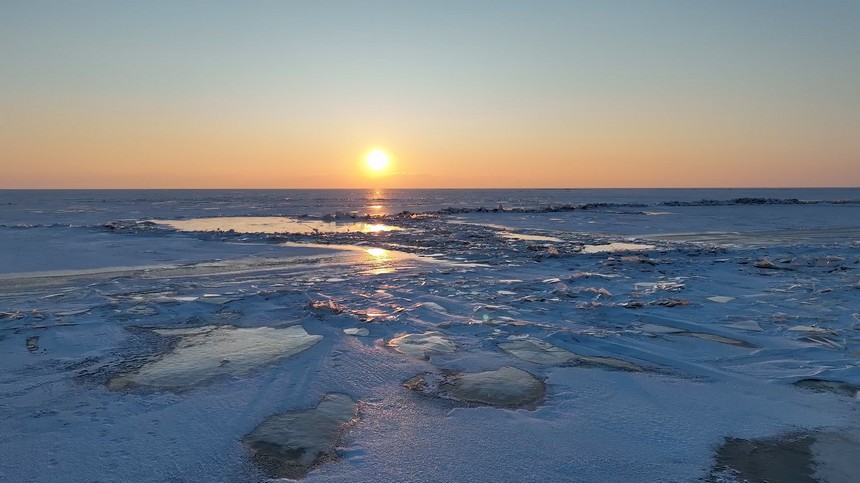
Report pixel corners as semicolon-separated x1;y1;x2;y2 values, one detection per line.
1;186;859;191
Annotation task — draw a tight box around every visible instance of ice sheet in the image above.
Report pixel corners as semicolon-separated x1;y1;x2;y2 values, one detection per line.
2;189;860;482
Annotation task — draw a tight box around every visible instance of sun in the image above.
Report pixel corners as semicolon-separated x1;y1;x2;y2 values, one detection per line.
365;149;390;172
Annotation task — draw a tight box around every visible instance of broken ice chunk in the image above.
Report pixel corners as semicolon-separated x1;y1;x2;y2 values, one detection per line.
243;393;358;479
343;327;369;337
387;331;455;359
707;296;735;303
108;325;322;391
446;367;545;407
405;366;545;408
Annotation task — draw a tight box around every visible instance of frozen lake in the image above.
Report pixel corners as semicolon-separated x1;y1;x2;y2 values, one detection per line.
1;188;859;482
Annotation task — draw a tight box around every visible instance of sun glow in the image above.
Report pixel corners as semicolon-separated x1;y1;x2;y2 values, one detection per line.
365;149;390;173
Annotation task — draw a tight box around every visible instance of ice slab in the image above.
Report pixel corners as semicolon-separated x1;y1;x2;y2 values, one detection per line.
387;331;456;359
108;325;322;390
446;367;545;408
707;296;735;303
343;327;369;337
405;366;546;408
242;393;358;479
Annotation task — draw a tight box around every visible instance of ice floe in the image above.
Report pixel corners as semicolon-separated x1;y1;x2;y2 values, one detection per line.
108;325;322;390
343;327;369;337
242;393;358;479
405;366;545;408
387;331;456;359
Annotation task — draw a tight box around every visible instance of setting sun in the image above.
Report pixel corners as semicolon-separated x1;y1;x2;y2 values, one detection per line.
365;149;390;172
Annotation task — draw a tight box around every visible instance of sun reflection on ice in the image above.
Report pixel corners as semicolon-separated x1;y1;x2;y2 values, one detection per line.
365;247;396;274
364;224;393;233
366;247;389;259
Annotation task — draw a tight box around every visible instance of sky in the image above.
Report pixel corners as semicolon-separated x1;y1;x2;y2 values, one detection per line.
1;0;859;189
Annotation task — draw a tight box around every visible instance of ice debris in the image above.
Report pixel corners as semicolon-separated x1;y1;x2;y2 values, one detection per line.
108;325;322;390
242;393;358;479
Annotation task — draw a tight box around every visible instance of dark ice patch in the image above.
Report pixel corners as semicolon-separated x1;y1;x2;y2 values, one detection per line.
242;393;358;479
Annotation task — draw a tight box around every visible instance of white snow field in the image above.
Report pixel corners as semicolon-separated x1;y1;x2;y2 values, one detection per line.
1;189;859;482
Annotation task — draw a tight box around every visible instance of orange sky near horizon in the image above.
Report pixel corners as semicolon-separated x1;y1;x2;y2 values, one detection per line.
1;2;858;189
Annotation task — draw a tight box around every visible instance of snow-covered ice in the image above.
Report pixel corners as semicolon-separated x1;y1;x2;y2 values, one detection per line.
1;188;860;482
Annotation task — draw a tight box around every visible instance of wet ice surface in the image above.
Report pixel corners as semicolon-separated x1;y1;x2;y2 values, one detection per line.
2;190;860;482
